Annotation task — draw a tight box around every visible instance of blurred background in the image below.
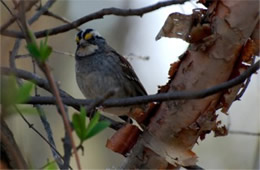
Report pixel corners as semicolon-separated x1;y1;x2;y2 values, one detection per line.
1;0;259;169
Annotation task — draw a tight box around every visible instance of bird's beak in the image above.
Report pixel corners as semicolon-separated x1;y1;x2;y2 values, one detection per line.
79;39;88;47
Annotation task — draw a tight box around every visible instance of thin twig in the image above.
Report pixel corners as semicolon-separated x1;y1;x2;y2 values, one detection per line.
9;39;22;69
1;67;72;97
36;106;64;168
0;0;38;33
7;14;64;170
6;0;64;167
14;54;31;59
40;62;81;169
28;0;56;24
0;0;24;33
0;67;125;130
229;130;260;136
13;105;65;163
85;89;116;113
61;106;72;169
1;60;259;131
1;0;189;38
184;164;204;170
52;49;75;57
42;10;81;31
13;60;259;107
235;56;257;100
15;0;81;168
62;131;72;169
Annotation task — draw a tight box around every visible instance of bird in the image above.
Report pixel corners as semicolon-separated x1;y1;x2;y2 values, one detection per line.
75;28;147;116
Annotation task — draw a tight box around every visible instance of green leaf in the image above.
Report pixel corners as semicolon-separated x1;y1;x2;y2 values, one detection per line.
72;109;110;142
16;82;34;103
72;107;87;142
26;34;52;63
43;160;57;170
72;114;85;141
80;106;87;118
84;112;110;140
42;45;52;60
85;120;110;140
1;76;35;116
85;111;100;136
27;43;40;59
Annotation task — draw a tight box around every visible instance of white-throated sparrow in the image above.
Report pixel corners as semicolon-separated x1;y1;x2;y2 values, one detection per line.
75;28;147;116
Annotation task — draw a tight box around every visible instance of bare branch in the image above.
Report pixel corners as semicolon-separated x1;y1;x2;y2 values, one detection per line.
0;0;24;33
1;66;71;97
15;0;81;168
235;56;257;100
52;49;75;57
5;60;257;107
229;130;260;136
42;10;81;31
1;0;189;38
36;106;65;168
28;0;56;24
5;0;60;167
40;62;82;169
85;89;116;113
0;0;38;33
184;164;204;170
0;67;125;130
13;105;65;166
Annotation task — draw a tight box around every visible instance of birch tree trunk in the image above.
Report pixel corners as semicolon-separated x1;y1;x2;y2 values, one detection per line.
121;0;259;168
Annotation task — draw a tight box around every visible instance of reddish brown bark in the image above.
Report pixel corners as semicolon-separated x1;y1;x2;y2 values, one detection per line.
121;0;259;168
0;119;28;169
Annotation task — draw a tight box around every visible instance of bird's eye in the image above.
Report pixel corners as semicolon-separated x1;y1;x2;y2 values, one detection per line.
75;36;80;44
84;33;93;40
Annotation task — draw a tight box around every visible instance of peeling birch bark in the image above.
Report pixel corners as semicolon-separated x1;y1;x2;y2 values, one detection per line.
121;0;259;168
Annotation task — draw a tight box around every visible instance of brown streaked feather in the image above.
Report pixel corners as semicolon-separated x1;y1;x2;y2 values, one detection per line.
112;50;147;96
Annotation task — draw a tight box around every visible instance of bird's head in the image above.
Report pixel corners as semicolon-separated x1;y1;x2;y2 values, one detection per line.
75;28;106;57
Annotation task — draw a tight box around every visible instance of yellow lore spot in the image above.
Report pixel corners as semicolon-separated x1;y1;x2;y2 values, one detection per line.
84;33;93;40
75;36;80;43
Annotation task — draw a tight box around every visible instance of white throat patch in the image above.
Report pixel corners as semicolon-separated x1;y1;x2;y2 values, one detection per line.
76;44;98;57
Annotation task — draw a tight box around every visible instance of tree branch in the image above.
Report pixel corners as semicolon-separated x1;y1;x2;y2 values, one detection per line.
0;0;38;33
1;0;189;38
7;60;258;107
13;105;65;167
0;119;28;169
36;106;65;168
0;67;125;130
4;0;62;168
15;1;81;168
28;0;56;24
235;56;257;100
42;10;81;31
1;67;71;97
40;62;82;169
229;130;260;136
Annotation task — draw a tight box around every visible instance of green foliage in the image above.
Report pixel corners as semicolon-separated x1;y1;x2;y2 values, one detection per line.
85;111;110;140
72;107;87;141
16;81;34;103
72;107;111;143
26;30;52;62
42;160;57;170
1;76;36;115
1;76;34;107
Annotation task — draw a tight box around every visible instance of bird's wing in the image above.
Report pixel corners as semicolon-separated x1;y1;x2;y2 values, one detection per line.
111;50;147;96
